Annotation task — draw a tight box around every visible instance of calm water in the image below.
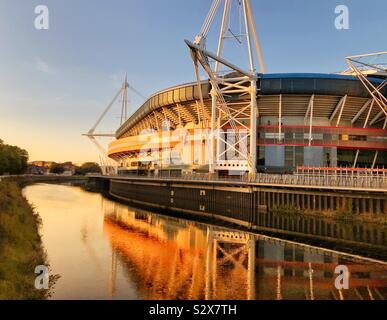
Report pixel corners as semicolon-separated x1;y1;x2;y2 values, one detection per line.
23;184;387;300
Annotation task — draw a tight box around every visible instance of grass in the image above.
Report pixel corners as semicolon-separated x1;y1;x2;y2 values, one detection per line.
271;204;302;215
0;180;51;299
272;203;387;226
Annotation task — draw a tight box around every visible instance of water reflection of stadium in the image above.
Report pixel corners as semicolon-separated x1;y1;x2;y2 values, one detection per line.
102;200;387;300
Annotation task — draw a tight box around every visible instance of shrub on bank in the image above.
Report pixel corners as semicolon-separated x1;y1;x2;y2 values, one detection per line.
0;181;49;299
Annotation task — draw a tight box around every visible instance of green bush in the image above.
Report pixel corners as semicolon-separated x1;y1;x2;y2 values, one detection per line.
75;162;102;175
272;204;302;215
0;181;49;299
0;139;28;175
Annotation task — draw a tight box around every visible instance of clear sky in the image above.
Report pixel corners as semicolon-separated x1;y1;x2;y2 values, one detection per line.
0;0;386;164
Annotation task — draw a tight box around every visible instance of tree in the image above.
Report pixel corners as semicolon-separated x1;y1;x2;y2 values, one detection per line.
50;163;65;174
0;139;29;175
75;162;102;175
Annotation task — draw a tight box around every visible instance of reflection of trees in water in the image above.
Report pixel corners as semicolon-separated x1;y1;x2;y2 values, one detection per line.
260;210;387;250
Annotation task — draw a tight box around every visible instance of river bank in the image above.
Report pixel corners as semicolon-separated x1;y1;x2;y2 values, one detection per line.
271;204;387;226
0;180;49;299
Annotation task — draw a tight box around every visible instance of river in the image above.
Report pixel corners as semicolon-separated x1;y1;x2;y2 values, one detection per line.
23;183;387;300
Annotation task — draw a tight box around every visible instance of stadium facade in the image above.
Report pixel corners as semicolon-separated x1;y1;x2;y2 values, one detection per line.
107;73;387;176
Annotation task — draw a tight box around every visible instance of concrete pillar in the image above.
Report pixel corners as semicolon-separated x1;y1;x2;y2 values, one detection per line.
342;197;347;212
376;231;381;245
369;199;374;215
267;192;271;209
247;238;256;300
212;239;217;292
311;219;316;234
324;196;328;212
205;229;213;300
336;197;341;211
273;193;277;206
375;199;381;214
361;198;367;214
355;198;360;214
330;223;334;237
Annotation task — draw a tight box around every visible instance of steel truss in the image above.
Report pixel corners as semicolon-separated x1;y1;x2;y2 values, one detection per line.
345;52;387;168
186;0;265;175
205;228;256;300
345;52;387;116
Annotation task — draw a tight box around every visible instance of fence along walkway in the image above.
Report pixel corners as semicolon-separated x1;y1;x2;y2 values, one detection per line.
106;169;387;192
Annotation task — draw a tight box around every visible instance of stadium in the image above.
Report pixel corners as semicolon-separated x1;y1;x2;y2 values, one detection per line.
103;1;386;177
107;72;387;176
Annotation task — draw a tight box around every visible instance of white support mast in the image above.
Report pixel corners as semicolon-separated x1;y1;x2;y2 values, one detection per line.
120;74;129;126
186;0;266;176
83;75;146;174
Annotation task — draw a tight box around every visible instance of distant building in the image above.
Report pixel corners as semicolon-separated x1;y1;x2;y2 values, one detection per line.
62;162;76;175
27;161;54;175
27;161;77;176
29;161;55;168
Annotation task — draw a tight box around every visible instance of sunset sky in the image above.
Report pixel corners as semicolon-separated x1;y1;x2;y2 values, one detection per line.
0;0;386;164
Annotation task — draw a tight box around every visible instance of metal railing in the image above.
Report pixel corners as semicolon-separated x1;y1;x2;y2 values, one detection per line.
3;172;385;191
107;171;387;191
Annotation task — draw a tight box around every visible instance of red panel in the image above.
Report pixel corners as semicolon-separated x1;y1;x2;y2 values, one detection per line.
257;139;387;150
